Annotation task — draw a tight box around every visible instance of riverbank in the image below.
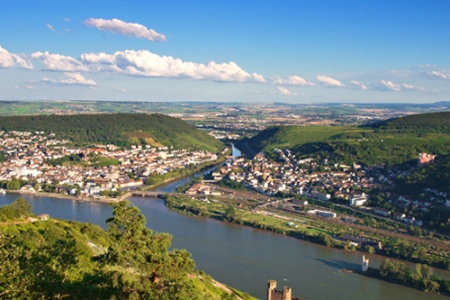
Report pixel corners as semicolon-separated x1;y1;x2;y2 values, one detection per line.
165;194;339;245
5;190;121;204
142;156;227;191
164;194;450;273
353;265;450;296
164;194;450;295
4;155;228;205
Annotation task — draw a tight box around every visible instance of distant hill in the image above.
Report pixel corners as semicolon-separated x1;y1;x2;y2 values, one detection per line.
371;111;450;134
0;113;224;152
240;112;450;166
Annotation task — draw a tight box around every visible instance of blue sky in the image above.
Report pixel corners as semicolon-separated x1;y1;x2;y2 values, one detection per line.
1;0;450;103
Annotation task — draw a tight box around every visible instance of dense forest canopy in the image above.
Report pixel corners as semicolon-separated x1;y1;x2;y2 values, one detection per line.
0;113;224;152
371;111;450;134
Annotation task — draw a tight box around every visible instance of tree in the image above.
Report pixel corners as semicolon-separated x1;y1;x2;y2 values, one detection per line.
7;180;21;190
0;235;25;298
11;198;32;218
418;264;433;281
224;205;236;221
365;245;375;254
102;200;199;299
104;200;147;264
198;205;208;217
145;176;157;186
0;205;15;221
318;233;333;247
380;259;398;280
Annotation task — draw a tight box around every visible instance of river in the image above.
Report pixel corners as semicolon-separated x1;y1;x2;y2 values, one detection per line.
1;145;449;299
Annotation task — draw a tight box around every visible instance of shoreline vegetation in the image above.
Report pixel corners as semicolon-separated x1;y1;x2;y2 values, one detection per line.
141;155;227;191
165;195;450;295
5;189;120;204
164;193;450;263
354;262;450;296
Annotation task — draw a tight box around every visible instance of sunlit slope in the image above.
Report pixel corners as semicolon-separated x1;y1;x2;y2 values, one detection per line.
0;113;224;152
242;112;450;166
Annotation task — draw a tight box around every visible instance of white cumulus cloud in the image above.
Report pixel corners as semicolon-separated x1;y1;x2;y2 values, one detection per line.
272;75;314;86
80;49;266;82
424;70;450;80
376;80;405;92
374;80;429;93
251;73;267;83
31;51;88;72
349;80;367;90
0;46;33;69
41;72;96;86
84;18;166;42
316;75;343;87
277;86;297;96
20;48;267;84
27;49;266;83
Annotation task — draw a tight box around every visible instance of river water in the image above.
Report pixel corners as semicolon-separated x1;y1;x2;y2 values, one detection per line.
1;145;449;299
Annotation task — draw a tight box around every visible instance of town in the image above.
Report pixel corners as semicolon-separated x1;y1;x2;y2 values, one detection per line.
0;130;219;198
2;128;450;258
193;147;449;228
2;129;449;230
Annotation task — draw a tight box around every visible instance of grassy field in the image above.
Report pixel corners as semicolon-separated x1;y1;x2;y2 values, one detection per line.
259;126;450;151
90;157;121;167
263;126;351;150
168;195;332;238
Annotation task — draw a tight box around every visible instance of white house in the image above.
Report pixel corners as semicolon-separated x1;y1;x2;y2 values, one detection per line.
349;193;367;207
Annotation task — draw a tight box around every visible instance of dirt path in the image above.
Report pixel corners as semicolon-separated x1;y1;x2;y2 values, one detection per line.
211;279;243;300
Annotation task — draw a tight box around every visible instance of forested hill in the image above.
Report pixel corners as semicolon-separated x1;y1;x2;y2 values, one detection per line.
239;111;450;166
371;111;450;133
0;113;223;152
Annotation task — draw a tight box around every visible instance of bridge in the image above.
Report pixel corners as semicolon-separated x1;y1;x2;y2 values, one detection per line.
130;191;166;198
124;191;187;199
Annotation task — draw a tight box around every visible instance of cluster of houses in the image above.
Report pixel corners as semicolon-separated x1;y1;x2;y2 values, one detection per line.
215;148;378;205
208;130;241;140
185;183;221;196
195;117;266;132
372;206;422;226
0;130;219;197
210;148;446;227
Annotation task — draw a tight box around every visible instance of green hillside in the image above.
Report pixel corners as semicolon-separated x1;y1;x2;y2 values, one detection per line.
240;112;450;166
373;111;450;134
0;199;254;300
0;113;224;152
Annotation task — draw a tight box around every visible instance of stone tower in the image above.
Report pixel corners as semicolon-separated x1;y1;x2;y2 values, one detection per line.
267;280;277;300
282;286;292;300
362;255;369;272
267;280;295;300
